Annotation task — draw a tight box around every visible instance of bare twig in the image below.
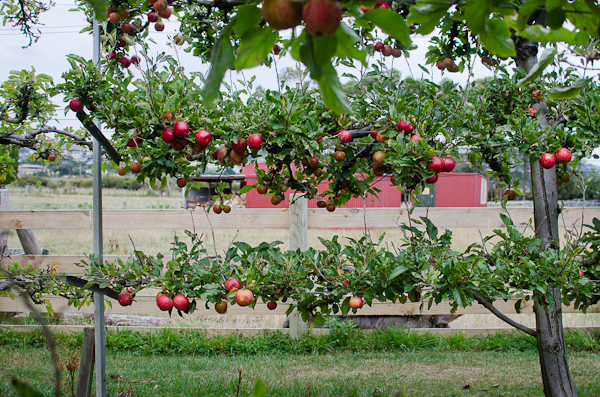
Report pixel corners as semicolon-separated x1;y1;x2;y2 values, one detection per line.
470;291;537;337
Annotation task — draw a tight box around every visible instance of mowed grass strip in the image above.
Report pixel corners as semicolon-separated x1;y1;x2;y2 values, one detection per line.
1;347;600;396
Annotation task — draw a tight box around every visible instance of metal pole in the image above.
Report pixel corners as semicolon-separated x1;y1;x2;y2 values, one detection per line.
92;16;107;397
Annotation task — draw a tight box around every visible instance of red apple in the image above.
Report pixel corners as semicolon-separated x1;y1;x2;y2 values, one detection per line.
427;156;443;172
232;138;248;154
527;107;539;117
215;301;228;314
309;156;319;167
162;128;175;143
130;162;141;174
539;153;556;169
370;130;379;139
235;289;254;306
212;148;220;160
317;199;327;208
267;301;277;310
334;151;346;162
148;12;159;22
130;55;141;65
109;12;120;24
116;38;127;48
441;157;455;172
261;0;303;30
376;131;388;143
504;189;516;200
397;120;412;132
120;57;131;68
272;43;281;55
117;165;127;176
374;42;384;52
156;294;173;311
225;278;241;291
382;45;392;56
391;48;402;58
47;154;56;162
302;0;342;38
410;135;421;142
173;121;189;138
248;133;263;150
326;201;336;212
173;294;189;311
158;7;171;18
372;151;385;165
338;129;352;142
69;98;84;112
155;22;165;31
213;204;222;214
118;290;133;306
555;148;571;164
425;174;438;184
349;296;363;309
271;195;282;206
121;23;132;34
195;129;211;145
217;147;228;163
153;0;167;12
177;177;187;188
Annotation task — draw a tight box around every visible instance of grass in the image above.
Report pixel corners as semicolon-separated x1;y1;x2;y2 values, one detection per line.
0;328;599;396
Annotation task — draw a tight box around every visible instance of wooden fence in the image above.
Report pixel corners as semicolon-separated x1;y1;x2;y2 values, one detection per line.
1;208;600;336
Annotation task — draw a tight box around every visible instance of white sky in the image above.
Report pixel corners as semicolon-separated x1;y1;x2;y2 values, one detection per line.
2;3;599;165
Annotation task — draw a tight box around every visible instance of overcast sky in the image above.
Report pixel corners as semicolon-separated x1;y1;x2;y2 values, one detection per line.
3;2;599;165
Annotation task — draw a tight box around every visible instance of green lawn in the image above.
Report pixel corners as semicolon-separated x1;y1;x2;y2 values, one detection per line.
2;347;600;396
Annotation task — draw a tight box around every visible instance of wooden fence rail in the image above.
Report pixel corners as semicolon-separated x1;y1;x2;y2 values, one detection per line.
0;207;597;230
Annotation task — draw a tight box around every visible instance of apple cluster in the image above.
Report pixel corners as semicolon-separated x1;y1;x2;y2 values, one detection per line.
436;57;459;73
155;292;190;312
262;0;342;38
373;41;402;58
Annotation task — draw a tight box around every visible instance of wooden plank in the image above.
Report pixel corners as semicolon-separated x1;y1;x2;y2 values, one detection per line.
1;295;597;316
1;324;598;338
0;255;129;274
1;208;596;230
75;327;94;397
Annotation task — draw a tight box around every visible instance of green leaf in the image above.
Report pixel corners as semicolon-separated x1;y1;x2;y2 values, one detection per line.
516;47;557;87
84;0;107;21
318;63;352;114
253;378;268;397
11;379;45;397
201;23;235;104
235;27;275;70
363;9;412;46
546;0;567;11
389;265;410;280
233;5;261;38
499;213;514;227
334;23;367;65
407;4;449;35
507;0;545;31
519;26;581;45
546;7;566;29
478;18;516;58
464;0;495;35
548;78;592;99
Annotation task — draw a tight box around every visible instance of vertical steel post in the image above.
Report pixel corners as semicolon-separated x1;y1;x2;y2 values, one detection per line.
92;16;107;397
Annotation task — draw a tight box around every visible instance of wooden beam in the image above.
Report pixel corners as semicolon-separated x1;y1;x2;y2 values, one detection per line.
1;295;597;316
1;208;596;230
0;255;130;274
75;327;95;397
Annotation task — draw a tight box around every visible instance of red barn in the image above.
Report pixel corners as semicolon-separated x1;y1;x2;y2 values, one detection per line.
435;173;489;207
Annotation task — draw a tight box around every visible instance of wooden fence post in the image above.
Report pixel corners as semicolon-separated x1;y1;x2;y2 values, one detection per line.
76;327;95;397
289;193;309;339
0;189;8;256
16;229;43;255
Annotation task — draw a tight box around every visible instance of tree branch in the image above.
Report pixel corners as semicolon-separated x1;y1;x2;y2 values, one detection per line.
470;291;537;338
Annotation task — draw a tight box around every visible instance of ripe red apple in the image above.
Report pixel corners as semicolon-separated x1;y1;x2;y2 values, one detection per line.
372;151;385;165
397;120;411;132
213;204;222;214
175;35;184;45
191;143;205;153
116;38;127;48
195;129;211;145
334;151;346;162
215;301;228;314
382;45;393;56
376;131;388;143
349;296;363;309
159;7;172;19
373;164;385;176
232;138;248;154
579;269;585;277
248;133;263;150
308;156;319;167
408;290;421;302
261;0;302;30
377;1;389;9
302;0;342;37
273;43;281;55
155;22;165;31
271;195;282;206
555;148;571;164
539;153;556;169
370;130;379;139
130;55;140;65
374;41;384;52
225;278;241;291
153;0;167;12
223;205;231;213
212;147;219;160
109;12;121;24
527;107;539;117
410;135;421;142
117;165;127;176
427;156;443;172
326;201;336;212
256;184;268;194
130;162;141;174
338;129;352;142
108;51;118;61
173;121;189;138
504;189;516;200
176;177;187;188
425;174;438;184
173;294;189;311
267;301;277;310
117;8;129;19
391;48;402;58
441;157;455;172
317;199;327;208
118;289;133;306
148;12;159;22
161;128;175;143
171;142;184;151
69;98;84;112
235;289;254;306
156;294;173;311
120;57;131;68
121;23;132;34
229;150;245;164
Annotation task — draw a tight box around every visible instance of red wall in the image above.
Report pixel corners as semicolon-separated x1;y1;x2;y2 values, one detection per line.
435;173;488;207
